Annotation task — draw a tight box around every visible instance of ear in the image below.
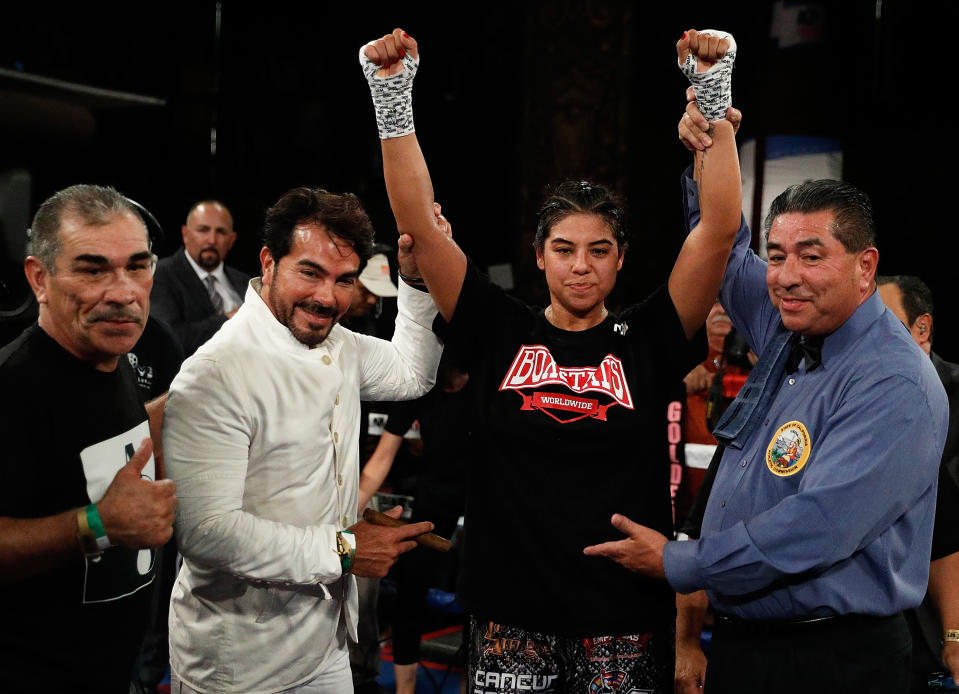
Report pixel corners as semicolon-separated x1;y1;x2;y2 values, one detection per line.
616;247;625;271
259;246;275;285
24;256;50;303
858;247;879;288
535;246;545;272
912;313;932;352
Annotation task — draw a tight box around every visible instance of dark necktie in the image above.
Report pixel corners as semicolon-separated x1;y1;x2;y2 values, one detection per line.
204;275;225;315
786;335;824;374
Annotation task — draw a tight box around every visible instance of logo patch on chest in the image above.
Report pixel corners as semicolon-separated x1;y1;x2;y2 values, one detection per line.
765;420;812;477
498;345;633;423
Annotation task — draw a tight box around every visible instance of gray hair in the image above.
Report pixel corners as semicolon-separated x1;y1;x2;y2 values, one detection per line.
28;184;145;272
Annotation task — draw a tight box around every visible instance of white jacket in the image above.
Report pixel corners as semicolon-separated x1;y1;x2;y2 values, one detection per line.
165;279;442;693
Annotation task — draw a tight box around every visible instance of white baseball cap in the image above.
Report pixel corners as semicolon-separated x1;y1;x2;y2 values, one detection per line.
358;253;398;297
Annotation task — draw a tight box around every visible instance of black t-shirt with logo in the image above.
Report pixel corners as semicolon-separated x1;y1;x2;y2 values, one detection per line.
435;262;704;636
127;315;184;402
0;324;157;693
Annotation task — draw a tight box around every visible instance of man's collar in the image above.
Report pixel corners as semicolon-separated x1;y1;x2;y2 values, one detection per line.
819;289;884;365
182;247;225;282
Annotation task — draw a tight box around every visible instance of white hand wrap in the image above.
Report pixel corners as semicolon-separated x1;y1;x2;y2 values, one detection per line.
679;30;737;122
359;43;419;139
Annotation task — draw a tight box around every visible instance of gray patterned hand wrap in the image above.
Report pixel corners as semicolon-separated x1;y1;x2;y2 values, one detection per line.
679;30;736;122
359;43;419;139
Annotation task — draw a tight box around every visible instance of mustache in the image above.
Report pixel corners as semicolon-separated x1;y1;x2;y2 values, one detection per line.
296;301;336;318
200;247;220;255
88;308;143;324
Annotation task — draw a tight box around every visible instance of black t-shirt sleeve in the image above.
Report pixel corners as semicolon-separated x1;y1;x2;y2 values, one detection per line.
0;332;46;517
0;387;39;517
432;258;533;371
621;284;707;389
384;397;421;437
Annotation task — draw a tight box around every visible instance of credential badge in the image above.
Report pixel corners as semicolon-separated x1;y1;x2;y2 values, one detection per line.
765;420;811;477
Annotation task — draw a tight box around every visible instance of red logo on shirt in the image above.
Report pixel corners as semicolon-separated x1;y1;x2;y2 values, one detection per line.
498;345;633;423
582;633;651;661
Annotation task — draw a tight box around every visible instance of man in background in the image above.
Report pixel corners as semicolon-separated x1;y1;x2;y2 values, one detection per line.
878;275;959;690
151;199;249;355
341;249;398;335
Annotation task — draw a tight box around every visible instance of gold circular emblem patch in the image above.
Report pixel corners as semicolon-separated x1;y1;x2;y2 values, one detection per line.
765;421;812;477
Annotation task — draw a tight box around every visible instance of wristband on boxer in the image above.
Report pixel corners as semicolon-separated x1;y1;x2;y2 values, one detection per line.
359;43;419;139
945;629;959;643
76;504;110;557
679;30;737;122
398;271;429;292
336;530;356;574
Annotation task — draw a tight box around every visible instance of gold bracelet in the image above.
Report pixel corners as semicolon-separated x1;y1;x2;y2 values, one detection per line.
76;507;101;558
335;531;356;574
945;629;959;643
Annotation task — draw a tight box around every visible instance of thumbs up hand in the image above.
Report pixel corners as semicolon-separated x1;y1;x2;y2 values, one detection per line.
96;438;178;549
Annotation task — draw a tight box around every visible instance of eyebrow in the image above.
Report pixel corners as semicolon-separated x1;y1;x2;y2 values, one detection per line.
766;238;825;252
296;259;360;281
549;237;614;246
73;251;153;265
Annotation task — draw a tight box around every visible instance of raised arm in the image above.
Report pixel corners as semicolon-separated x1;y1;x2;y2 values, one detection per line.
360;29;466;321
667;30;743;338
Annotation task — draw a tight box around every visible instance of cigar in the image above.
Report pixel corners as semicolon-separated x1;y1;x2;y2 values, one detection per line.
362;508;451;552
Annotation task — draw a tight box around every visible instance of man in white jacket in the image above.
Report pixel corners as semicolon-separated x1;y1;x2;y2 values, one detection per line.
164;187;443;693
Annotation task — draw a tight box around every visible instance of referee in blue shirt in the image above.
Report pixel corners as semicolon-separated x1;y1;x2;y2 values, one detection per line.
585;97;949;692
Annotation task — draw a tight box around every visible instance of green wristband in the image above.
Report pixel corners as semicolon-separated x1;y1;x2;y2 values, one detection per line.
336;530;356;574
85;504;111;551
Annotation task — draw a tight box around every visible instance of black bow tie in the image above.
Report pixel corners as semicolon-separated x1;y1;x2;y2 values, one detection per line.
786;335;824;374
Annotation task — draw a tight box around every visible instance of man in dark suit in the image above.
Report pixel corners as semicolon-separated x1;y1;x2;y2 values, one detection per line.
878;275;959;690
151;200;249;356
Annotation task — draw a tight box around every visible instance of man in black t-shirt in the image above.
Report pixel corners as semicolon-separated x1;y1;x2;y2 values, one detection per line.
0;184;178;693
878;275;959;689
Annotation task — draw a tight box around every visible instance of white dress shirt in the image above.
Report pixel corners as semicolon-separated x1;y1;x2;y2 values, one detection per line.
165;279;442;693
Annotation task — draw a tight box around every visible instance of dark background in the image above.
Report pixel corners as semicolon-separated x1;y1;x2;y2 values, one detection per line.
1;1;956;359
